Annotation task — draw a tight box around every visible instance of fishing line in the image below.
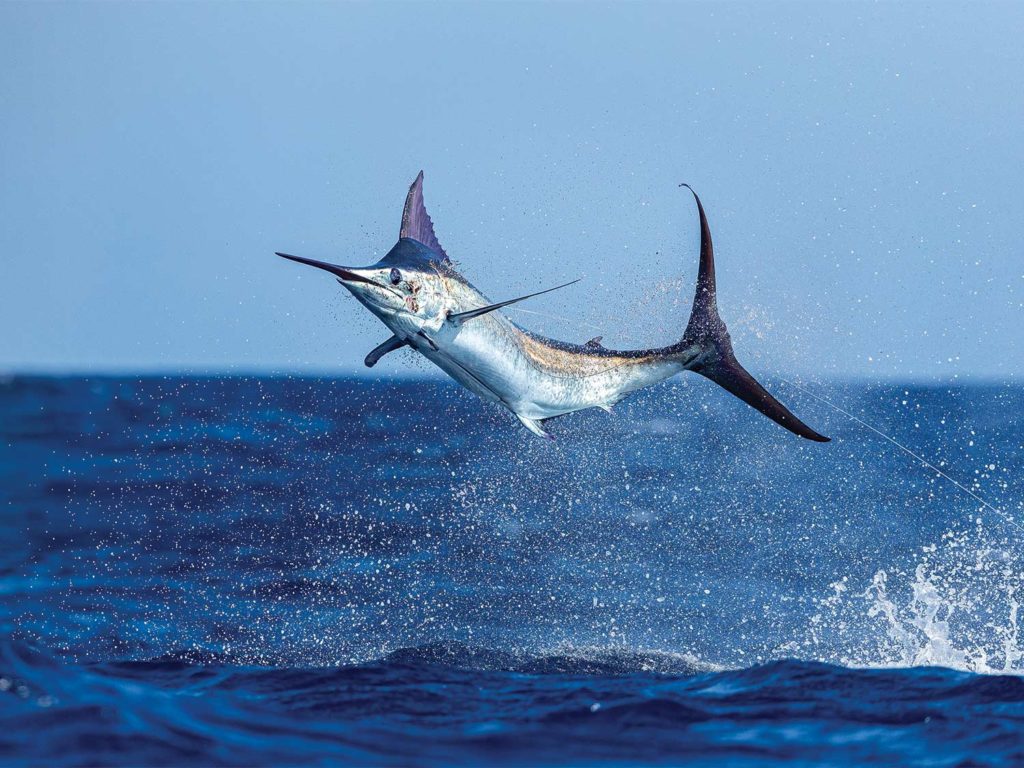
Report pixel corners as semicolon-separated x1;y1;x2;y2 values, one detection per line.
506;307;608;334
783;379;1024;536
506;307;667;346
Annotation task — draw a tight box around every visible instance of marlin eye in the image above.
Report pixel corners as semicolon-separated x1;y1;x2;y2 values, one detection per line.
389;268;402;286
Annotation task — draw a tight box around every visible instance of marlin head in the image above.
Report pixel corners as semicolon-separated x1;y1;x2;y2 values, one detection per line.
275;247;447;335
276;172;452;337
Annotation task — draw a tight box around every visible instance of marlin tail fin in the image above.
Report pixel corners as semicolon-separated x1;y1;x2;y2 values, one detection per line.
678;185;829;442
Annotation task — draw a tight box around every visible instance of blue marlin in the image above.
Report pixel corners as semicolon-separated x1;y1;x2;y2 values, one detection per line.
278;173;828;442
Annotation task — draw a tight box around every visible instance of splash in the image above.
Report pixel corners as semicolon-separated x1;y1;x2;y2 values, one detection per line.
804;524;1023;674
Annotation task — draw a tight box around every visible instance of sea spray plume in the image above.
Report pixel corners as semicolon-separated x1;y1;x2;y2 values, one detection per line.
798;524;1024;673
278;172;829;442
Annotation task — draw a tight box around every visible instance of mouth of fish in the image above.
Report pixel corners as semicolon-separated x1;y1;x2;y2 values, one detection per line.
275;251;408;305
336;269;380;288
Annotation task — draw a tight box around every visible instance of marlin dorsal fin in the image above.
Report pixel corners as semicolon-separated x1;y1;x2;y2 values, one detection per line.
400;171;449;262
585;336;604;349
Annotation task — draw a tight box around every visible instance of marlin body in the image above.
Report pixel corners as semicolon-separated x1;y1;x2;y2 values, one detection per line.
279;173;828;442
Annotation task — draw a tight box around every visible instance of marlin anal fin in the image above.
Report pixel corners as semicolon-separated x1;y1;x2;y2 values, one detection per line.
596;389;631;413
364;335;408;368
517;414;554;440
678;184;830;443
448;279;580;326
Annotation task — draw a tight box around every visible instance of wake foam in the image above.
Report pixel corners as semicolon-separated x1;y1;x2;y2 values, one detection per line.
384;641;717;676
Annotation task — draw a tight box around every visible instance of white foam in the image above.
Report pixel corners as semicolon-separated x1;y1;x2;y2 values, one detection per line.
805;525;1024;675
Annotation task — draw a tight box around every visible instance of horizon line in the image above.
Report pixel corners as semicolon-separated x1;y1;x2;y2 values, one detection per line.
0;367;1018;387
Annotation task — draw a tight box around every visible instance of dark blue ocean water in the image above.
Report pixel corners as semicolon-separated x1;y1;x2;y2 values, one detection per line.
2;375;1023;766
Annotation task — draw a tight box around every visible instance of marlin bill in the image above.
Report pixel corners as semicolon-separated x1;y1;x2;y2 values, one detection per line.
277;173;828;442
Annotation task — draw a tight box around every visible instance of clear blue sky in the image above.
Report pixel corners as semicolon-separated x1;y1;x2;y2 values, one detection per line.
2;2;1021;379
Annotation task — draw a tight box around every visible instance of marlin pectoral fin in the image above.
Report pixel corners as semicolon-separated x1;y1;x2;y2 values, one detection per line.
364;335;408;368
517;414;554;440
447;279;581;326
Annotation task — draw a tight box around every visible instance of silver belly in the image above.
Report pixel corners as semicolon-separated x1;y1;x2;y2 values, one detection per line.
408;326;681;420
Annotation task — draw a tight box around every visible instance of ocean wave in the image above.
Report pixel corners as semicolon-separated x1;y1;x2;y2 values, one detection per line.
6;377;1024;765
3;639;1024;766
